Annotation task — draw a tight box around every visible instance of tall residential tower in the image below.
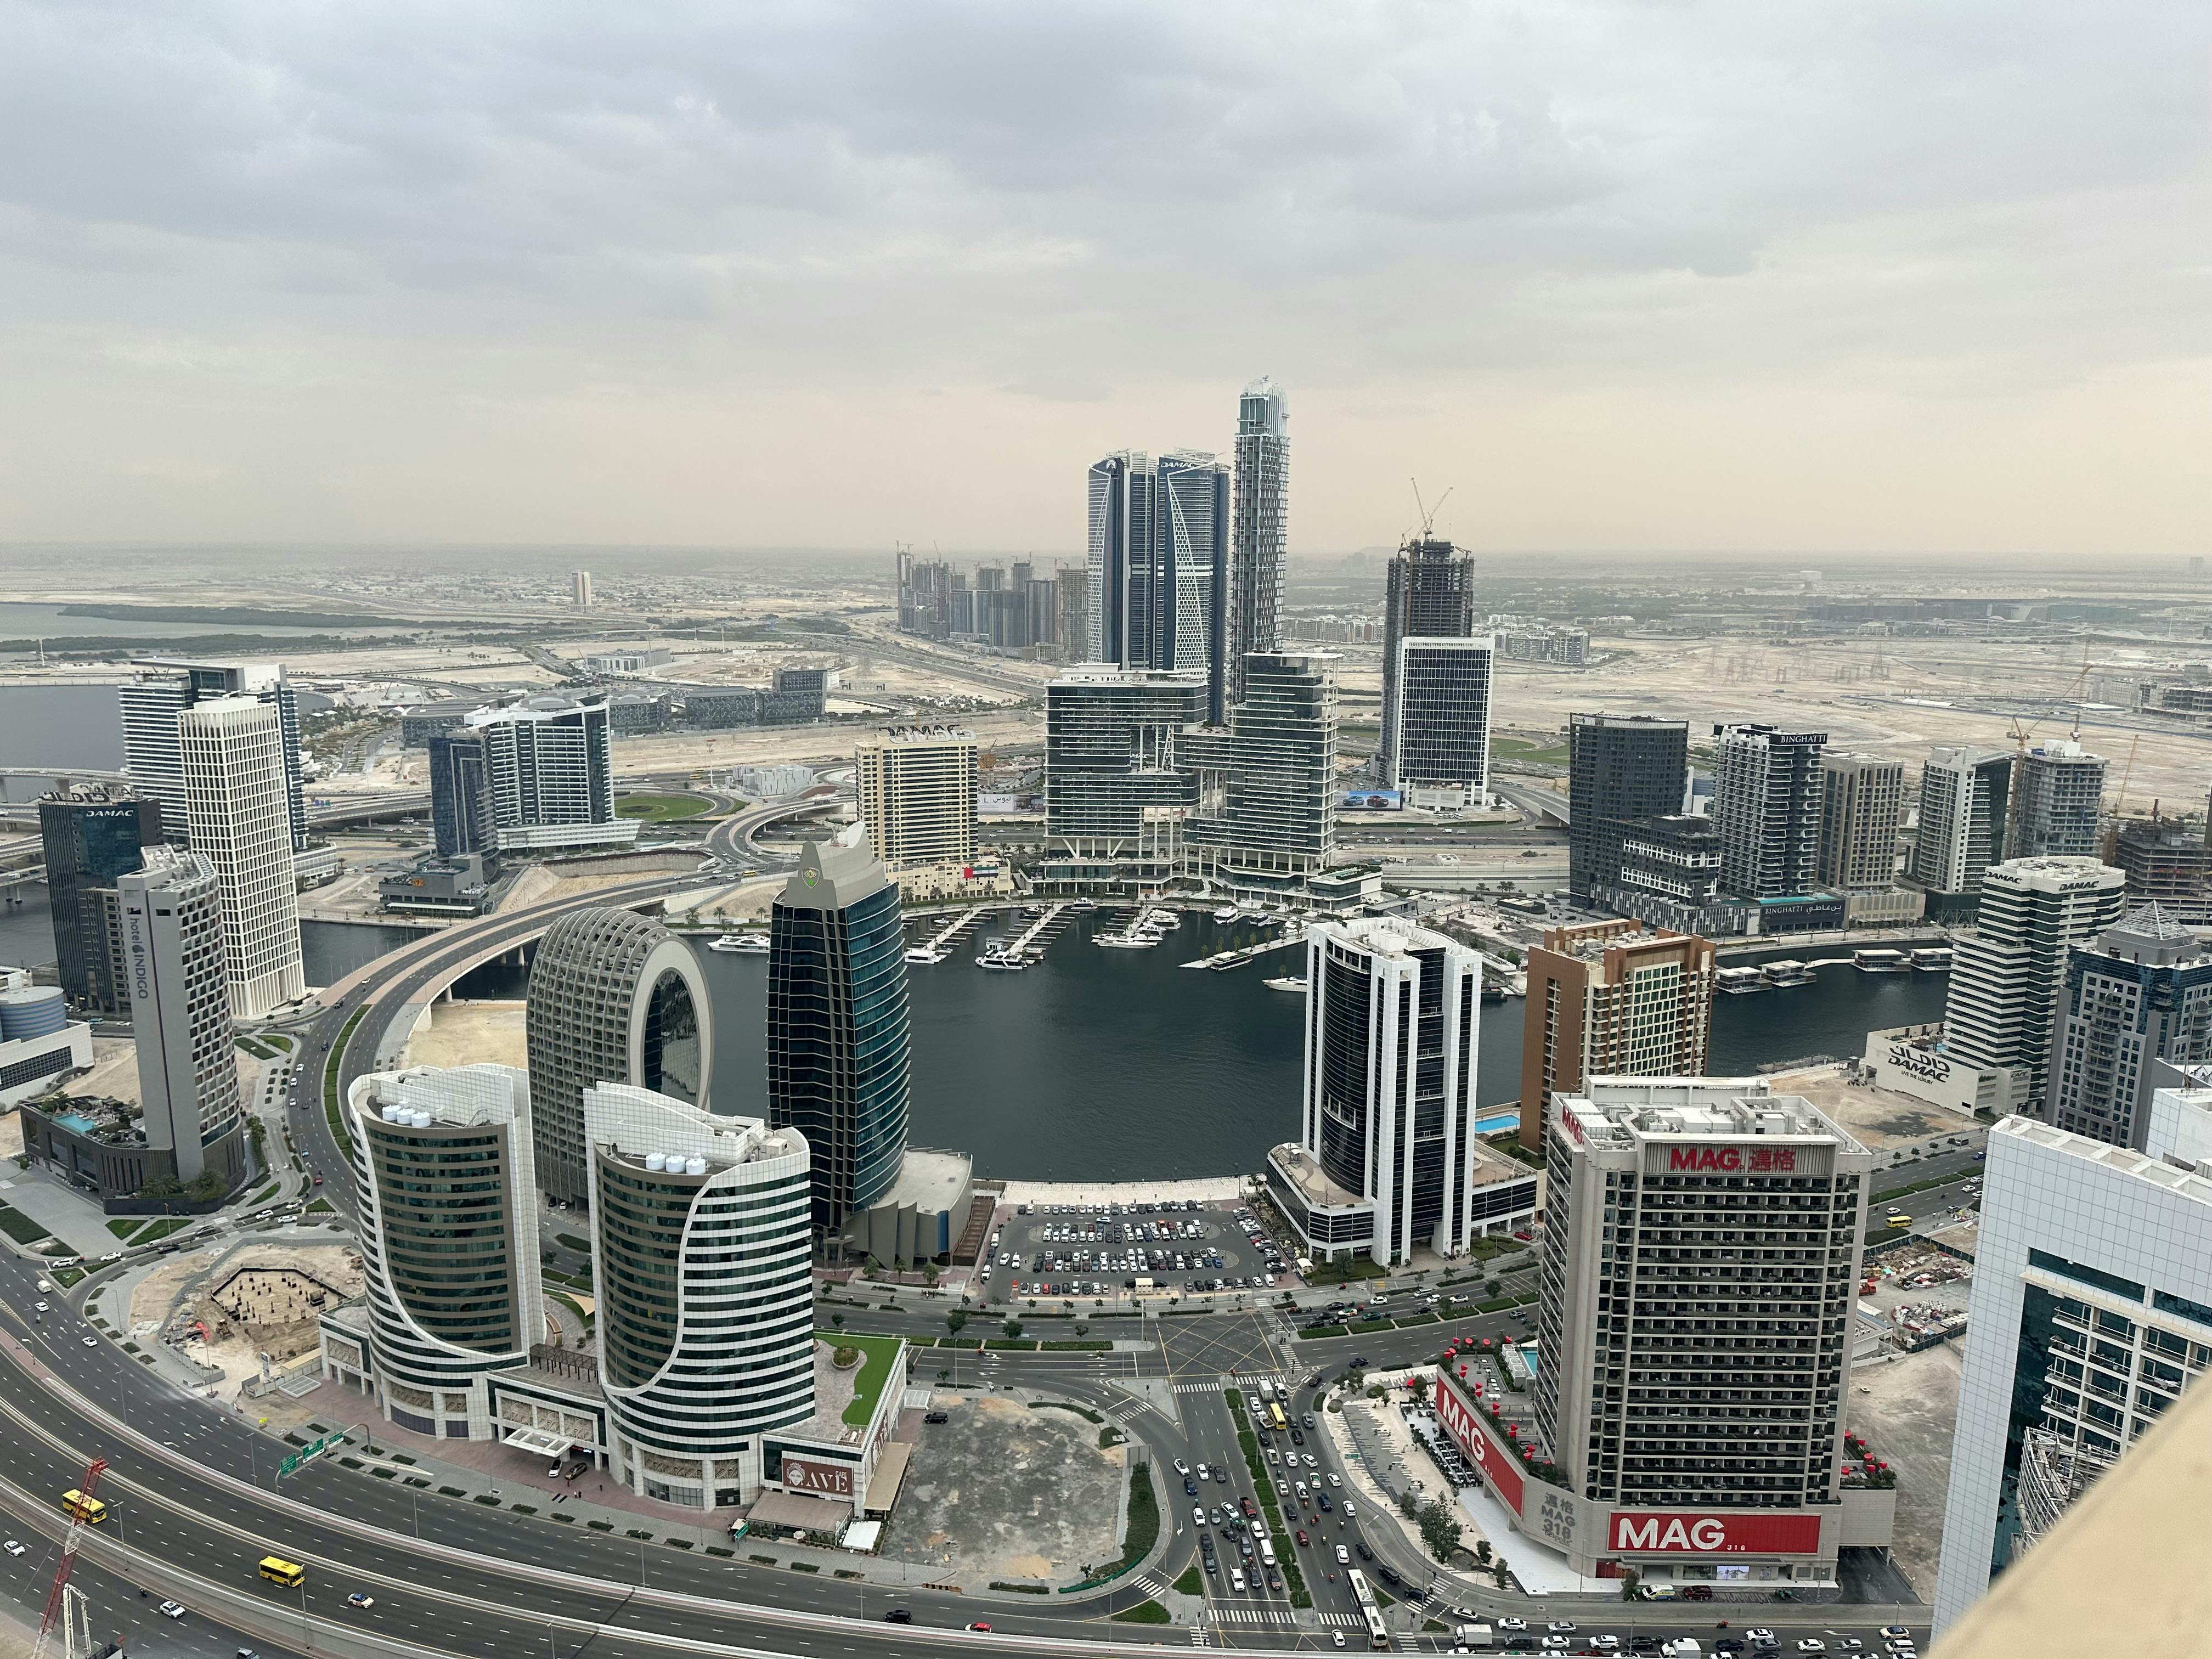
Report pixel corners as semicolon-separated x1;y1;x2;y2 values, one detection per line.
1087;450;1232;722
177;695;306;1020
766;834;912;1241
1227;377;1290;710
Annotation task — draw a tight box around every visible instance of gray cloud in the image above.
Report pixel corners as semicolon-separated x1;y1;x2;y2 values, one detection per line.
0;0;2202;549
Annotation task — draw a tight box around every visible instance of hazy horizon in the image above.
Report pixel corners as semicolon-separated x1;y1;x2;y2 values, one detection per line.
1;3;2203;561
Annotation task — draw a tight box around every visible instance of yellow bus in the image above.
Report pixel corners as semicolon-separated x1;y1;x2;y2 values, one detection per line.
60;1490;106;1525
1267;1402;1289;1434
258;1558;306;1589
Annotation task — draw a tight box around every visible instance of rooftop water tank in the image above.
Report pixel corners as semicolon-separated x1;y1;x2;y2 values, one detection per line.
685;1156;707;1176
645;1152;667;1173
383;1104;403;1122
0;986;67;1043
411;1111;433;1129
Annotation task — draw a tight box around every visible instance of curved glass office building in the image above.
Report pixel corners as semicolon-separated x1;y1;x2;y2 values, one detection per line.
767;834;912;1238
586;1083;815;1508
526;907;712;1207
346;1064;543;1438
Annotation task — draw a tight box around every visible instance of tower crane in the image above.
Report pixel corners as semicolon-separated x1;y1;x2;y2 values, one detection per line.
35;1459;108;1659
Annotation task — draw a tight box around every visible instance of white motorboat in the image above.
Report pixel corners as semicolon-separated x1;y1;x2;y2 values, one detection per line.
708;933;770;955
904;946;948;964
1263;975;1309;994
1212;906;1240;922
975;951;1029;970
1095;931;1159;950
1146;909;1182;930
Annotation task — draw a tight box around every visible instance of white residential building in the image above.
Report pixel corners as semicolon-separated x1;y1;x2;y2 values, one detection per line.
586;1084;817;1507
1943;856;2127;1110
177;696;306;1019
118;848;246;1185
1933;1105;2212;1633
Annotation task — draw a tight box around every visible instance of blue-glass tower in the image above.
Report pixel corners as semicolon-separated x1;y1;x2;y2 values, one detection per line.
428;732;495;859
38;785;163;1012
766;833;911;1239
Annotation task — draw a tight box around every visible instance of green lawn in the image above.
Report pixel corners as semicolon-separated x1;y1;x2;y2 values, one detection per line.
106;1219;144;1240
0;1203;52;1246
134;1218;193;1245
615;793;714;822
1493;735;1568;765
325;1004;370;1155
821;1331;903;1427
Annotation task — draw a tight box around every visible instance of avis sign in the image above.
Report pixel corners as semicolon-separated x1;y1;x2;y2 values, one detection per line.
1607;1511;1822;1555
1665;1145;1796;1174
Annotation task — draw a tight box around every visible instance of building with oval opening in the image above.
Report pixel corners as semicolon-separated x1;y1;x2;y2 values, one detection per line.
526;907;713;1208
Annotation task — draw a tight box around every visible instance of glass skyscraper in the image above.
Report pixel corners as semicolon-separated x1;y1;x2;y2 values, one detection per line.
1228;377;1289;711
1087;449;1232;721
38;785;162;1013
767;833;911;1239
428;731;495;859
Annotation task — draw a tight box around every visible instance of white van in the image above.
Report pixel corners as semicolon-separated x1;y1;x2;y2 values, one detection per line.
1259;1539;1278;1568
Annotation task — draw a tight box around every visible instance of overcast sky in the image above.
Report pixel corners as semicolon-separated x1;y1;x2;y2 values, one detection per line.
0;1;2203;561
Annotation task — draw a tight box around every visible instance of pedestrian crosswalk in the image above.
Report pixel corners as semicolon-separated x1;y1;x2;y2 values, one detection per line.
1188;1628;1212;1646
1131;1572;1169;1598
1210;1604;1300;1626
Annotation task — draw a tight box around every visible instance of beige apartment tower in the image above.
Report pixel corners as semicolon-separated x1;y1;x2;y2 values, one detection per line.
1517;921;1717;1149
854;727;979;871
1819;751;1905;889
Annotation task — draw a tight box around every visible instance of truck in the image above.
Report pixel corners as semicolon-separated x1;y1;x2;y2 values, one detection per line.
1454;1626;1494;1648
1257;1379;1276;1402
1660;1642;1702;1659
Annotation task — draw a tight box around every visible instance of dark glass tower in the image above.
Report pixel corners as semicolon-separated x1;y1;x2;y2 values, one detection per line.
767;833;911;1239
1567;713;1690;901
428;732;495;859
38;786;163;1012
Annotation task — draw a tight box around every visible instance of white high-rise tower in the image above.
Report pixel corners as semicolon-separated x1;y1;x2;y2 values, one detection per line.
177;696;306;1020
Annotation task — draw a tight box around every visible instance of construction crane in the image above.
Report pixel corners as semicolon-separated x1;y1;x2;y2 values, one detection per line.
2007;644;2099;754
2102;734;2143;862
36;1458;108;1659
1408;479;1454;543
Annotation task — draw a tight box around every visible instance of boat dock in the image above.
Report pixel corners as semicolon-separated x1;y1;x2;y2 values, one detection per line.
1002;901;1073;958
920;906;990;954
1180;927;1306;972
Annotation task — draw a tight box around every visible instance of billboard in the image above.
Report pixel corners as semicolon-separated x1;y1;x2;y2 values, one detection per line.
1606;1510;1823;1555
777;1454;855;1499
1342;789;1403;811
1432;1375;1525;1516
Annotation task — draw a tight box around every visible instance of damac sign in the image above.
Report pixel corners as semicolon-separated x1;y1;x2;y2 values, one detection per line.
1432;1376;1524;1516
1667;1146;1796;1174
1607;1511;1821;1555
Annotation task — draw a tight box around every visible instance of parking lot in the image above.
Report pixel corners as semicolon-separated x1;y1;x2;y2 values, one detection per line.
979;1198;1293;1300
